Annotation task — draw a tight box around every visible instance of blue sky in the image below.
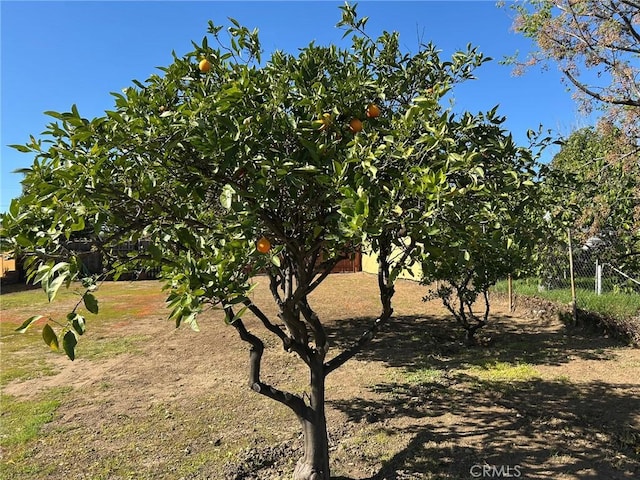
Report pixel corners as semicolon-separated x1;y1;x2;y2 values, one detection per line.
1;1;592;213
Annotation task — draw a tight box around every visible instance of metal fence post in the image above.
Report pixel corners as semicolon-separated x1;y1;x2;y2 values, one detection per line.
567;228;577;324
595;260;602;296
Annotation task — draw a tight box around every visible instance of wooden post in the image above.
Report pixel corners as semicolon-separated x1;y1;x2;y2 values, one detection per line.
508;274;513;313
567;228;577;324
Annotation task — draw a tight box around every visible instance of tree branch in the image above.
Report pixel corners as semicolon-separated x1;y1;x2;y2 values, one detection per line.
243;300;289;344
306;254;345;294
323;314;389;376
228;310;306;416
298;298;328;356
562;68;640;107
243;300;311;362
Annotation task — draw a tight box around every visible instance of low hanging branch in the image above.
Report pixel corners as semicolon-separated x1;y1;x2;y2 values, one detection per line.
226;307;307;416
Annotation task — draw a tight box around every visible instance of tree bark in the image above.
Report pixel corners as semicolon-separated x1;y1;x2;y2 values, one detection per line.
293;357;330;480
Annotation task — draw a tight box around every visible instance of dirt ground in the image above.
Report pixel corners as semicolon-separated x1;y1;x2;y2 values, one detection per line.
2;273;639;479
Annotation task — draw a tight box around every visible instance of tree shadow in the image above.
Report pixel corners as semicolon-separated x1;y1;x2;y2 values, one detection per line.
326;313;629;373
330;378;639;479
325;314;639;479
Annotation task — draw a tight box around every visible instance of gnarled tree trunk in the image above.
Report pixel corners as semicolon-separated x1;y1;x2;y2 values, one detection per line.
294;358;330;480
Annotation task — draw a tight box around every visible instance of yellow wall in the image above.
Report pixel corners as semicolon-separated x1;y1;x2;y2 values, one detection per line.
361;240;423;281
1;255;16;276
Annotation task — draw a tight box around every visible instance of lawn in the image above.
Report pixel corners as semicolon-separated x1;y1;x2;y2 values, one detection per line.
1;273;639;479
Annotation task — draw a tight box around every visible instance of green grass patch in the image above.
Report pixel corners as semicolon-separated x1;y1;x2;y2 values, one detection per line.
1;323;61;388
401;367;444;385
465;360;540;382
0;356;59;388
77;334;150;359
0;388;69;448
345;427;397;463
494;278;640;319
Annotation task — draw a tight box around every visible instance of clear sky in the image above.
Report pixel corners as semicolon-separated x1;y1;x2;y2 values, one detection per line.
1;0;592;213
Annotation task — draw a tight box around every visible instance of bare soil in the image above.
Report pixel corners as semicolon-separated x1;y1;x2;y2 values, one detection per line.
1;273;639;479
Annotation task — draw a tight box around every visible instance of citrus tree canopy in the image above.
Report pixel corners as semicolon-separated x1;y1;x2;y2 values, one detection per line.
2;5;542;479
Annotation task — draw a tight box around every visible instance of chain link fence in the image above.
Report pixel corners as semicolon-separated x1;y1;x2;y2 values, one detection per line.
496;228;640;344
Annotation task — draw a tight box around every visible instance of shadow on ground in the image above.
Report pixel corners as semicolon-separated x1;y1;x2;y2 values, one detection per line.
326;313;627;372
325;314;639;479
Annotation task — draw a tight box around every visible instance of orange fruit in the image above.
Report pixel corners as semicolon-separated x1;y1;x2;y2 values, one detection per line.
199;59;212;73
366;103;381;118
349;118;363;133
256;237;271;254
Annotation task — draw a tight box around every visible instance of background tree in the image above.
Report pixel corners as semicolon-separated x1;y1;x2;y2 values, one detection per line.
418;115;546;345
2;6;540;480
546;126;640;275
508;0;640;140
336;5;493;323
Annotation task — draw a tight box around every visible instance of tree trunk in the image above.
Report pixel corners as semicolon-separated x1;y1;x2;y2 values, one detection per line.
294;358;330;480
463;327;477;346
463;321;485;346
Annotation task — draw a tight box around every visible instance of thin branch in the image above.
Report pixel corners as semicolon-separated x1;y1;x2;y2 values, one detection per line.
563;68;640;107
243;300;310;362
323;313;389;376
614;2;640;45
306;254;345;294
243;300;289;345
298;299;328;356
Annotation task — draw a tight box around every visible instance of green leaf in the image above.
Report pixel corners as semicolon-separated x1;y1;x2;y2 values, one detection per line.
63;331;78;361
46;274;67;303
8;144;32;153
72;129;94;143
69;313;86;335
15;315;44;334
220;184;235;210
83;293;99;314
146;243;163;260
9;198;20;218
183;312;200;332
42;324;59;351
44;110;66;120
226;296;249;305
15;234;32;248
270;255;281;267
70;216;85;232
229;306;248;324
106;110;124;123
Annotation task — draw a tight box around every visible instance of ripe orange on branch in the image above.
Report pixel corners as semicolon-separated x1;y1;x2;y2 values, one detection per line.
366;103;381;118
256;237;271;254
198;59;212;73
349;118;363;133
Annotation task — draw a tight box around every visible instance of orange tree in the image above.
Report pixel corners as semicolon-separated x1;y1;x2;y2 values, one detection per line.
2;5;538;479
417;117;549;345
